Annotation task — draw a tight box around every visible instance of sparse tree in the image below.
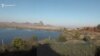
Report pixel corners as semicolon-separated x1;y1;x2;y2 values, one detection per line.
97;24;100;30
40;21;44;25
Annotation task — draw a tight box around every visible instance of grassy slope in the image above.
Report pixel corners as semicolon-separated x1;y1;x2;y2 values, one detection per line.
49;42;96;56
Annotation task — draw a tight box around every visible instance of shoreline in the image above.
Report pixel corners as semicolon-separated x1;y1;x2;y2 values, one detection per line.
0;26;61;31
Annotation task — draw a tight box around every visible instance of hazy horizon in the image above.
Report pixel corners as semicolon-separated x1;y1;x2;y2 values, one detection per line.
0;0;100;27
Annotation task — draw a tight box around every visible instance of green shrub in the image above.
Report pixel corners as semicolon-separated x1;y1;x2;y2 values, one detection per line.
42;38;51;44
83;35;92;43
0;45;9;53
12;38;27;50
27;35;39;47
74;31;81;39
32;35;38;41
57;35;67;42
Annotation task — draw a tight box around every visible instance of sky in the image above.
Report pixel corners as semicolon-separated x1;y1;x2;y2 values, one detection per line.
0;0;100;27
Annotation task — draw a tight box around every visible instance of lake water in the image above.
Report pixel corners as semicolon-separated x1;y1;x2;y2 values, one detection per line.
0;28;61;45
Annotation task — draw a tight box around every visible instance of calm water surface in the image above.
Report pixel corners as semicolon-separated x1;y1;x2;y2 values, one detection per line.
0;28;61;44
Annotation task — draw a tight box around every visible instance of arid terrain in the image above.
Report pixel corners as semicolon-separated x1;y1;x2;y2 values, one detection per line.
0;22;62;31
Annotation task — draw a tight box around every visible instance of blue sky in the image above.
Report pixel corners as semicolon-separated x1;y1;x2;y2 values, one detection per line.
0;0;100;27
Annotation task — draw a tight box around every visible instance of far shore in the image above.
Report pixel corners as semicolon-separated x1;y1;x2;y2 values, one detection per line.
0;22;62;31
0;26;61;31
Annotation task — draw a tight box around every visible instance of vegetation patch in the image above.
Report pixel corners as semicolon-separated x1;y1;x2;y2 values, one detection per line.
50;42;96;56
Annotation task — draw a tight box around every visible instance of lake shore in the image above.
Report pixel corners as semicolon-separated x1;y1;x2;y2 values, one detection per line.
0;22;62;31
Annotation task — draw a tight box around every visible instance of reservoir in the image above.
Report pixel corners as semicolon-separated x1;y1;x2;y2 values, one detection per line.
0;28;61;45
